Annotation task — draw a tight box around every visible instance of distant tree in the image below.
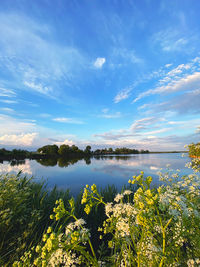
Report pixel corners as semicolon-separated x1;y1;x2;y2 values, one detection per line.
71;145;79;152
84;145;91;154
58;145;71;157
108;148;113;153
37;145;58;156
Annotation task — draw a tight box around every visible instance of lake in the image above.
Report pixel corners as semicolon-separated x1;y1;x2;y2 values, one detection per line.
0;153;193;196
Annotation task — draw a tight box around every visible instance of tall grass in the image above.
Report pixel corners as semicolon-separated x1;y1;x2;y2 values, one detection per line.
0;172;71;266
0;173;122;266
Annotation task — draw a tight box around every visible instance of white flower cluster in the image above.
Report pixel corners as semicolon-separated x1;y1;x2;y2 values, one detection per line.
49;248;80;266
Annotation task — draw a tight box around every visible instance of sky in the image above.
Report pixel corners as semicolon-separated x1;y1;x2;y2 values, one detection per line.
0;0;200;151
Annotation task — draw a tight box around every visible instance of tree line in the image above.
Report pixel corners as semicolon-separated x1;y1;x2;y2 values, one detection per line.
0;148;38;161
37;144;149;157
0;144;149;161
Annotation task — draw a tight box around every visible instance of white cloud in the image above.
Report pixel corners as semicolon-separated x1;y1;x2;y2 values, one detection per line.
52;117;84;124
114;67;166;104
100;112;121;119
165;63;173;68
0;99;18;104
133;71;200;103
0;107;14;113
54;138;74;146
152;28;198;52
24;81;52;95
0;133;38;146
154;88;200;115
94;57;106;68
0;160;32;175
130;117;162;132
114;87;132;103
0;13;87;99
143;128;171;135
0;114;36;134
0;87;16;97
196;126;200;133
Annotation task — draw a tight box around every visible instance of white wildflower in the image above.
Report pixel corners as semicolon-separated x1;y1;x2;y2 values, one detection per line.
123;190;132;196
114;193;124;203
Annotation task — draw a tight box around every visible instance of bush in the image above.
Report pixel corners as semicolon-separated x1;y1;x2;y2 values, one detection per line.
0;172;71;266
13;166;200;266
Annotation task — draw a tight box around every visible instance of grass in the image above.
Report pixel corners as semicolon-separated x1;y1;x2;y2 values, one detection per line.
0;172;122;266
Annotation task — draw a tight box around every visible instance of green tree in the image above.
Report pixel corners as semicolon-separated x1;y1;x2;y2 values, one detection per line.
37;145;58;156
84;145;91;154
58;144;71;157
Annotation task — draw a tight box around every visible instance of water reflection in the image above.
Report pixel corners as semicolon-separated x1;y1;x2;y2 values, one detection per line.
0;160;32;175
94;155;132;161
36;158;57;167
0;153;193;196
10;159;26;166
36;157;91;168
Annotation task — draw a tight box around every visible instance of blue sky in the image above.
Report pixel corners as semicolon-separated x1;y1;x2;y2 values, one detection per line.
0;0;200;151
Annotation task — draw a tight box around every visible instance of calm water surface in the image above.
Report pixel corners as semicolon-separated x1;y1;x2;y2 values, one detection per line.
0;153;192;196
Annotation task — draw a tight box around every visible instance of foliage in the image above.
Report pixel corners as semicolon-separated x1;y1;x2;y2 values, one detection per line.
0;173;71;266
37;145;59;156
0;148;32;160
93;147;148;155
13;165;200;266
186;143;200;172
188;142;200;157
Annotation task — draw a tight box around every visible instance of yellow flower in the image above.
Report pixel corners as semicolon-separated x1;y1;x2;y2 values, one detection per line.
42;234;48;242
47;227;52;234
35;245;41;253
34;258;40;265
84;204;91;214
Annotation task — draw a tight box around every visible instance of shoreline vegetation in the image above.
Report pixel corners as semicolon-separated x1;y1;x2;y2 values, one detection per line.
0;161;200;266
0;144;187;162
0;143;199;266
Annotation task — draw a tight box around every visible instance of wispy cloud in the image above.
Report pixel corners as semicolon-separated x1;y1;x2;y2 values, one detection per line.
133;58;200;103
0;114;36;134
111;48;142;65
100;112;121;119
0;13;87;99
0;107;15;113
0;87;16;97
113;66;167;104
152;28;198;52
0;99;18;104
24;81;53;96
94;57;106;68
154;89;200;115
130;117;163;132
93;132;135;141
114;86;134;103
99;109;121;119
52;117;84;124
165;63;173;68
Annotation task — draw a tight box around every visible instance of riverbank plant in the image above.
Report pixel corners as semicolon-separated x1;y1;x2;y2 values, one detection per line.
0;173;119;266
187;143;200;172
0;172;71;266
12;163;200;266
